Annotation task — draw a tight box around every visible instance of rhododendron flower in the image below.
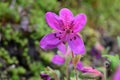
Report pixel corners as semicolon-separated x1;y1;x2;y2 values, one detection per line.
113;65;120;80
40;8;87;54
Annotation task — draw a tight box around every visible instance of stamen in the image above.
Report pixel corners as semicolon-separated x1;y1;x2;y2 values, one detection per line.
63;41;65;44
58;37;61;40
66;29;70;33
59;32;62;34
74;36;76;40
70;38;72;41
54;33;57;37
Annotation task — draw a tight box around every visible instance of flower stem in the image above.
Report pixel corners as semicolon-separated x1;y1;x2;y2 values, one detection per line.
75;68;78;80
72;52;78;80
65;54;70;80
66;62;69;80
104;66;107;80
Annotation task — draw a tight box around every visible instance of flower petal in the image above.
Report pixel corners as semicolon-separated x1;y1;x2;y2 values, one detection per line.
66;46;72;55
46;12;63;31
52;55;65;65
113;66;120;80
57;43;66;54
40;74;51;80
81;67;102;77
73;14;87;32
80;67;93;73
68;34;86;55
59;8;73;24
40;33;62;49
90;47;101;59
76;61;83;71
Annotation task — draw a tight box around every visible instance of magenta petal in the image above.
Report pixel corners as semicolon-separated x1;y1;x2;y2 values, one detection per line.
66;46;72;55
52;55;65;65
81;67;93;73
113;66;120;80
73;14;87;32
46;12;62;31
57;43;66;54
40;33;61;49
68;34;86;55
76;61;83;71
40;74;51;80
59;8;73;23
80;67;102;77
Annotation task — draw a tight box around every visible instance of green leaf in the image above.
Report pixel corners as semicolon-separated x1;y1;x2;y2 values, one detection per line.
103;55;120;71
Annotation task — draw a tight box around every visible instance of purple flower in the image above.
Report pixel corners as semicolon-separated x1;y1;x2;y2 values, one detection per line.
76;62;102;78
52;45;83;71
77;66;102;78
51;55;65;65
40;8;87;54
40;73;51;80
76;61;83;70
113;65;120;80
51;45;71;65
90;47;101;59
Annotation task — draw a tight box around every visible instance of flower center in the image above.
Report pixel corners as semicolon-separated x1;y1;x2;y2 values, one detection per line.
63;28;73;34
66;29;70;33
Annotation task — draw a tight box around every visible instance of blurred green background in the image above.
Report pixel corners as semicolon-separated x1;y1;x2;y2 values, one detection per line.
0;0;120;80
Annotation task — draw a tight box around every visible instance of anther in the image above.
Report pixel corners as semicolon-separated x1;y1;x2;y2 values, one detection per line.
70;38;72;41
63;41;65;44
54;33;57;37
74;36;76;40
59;32;62;34
58;37;61;40
66;29;70;33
